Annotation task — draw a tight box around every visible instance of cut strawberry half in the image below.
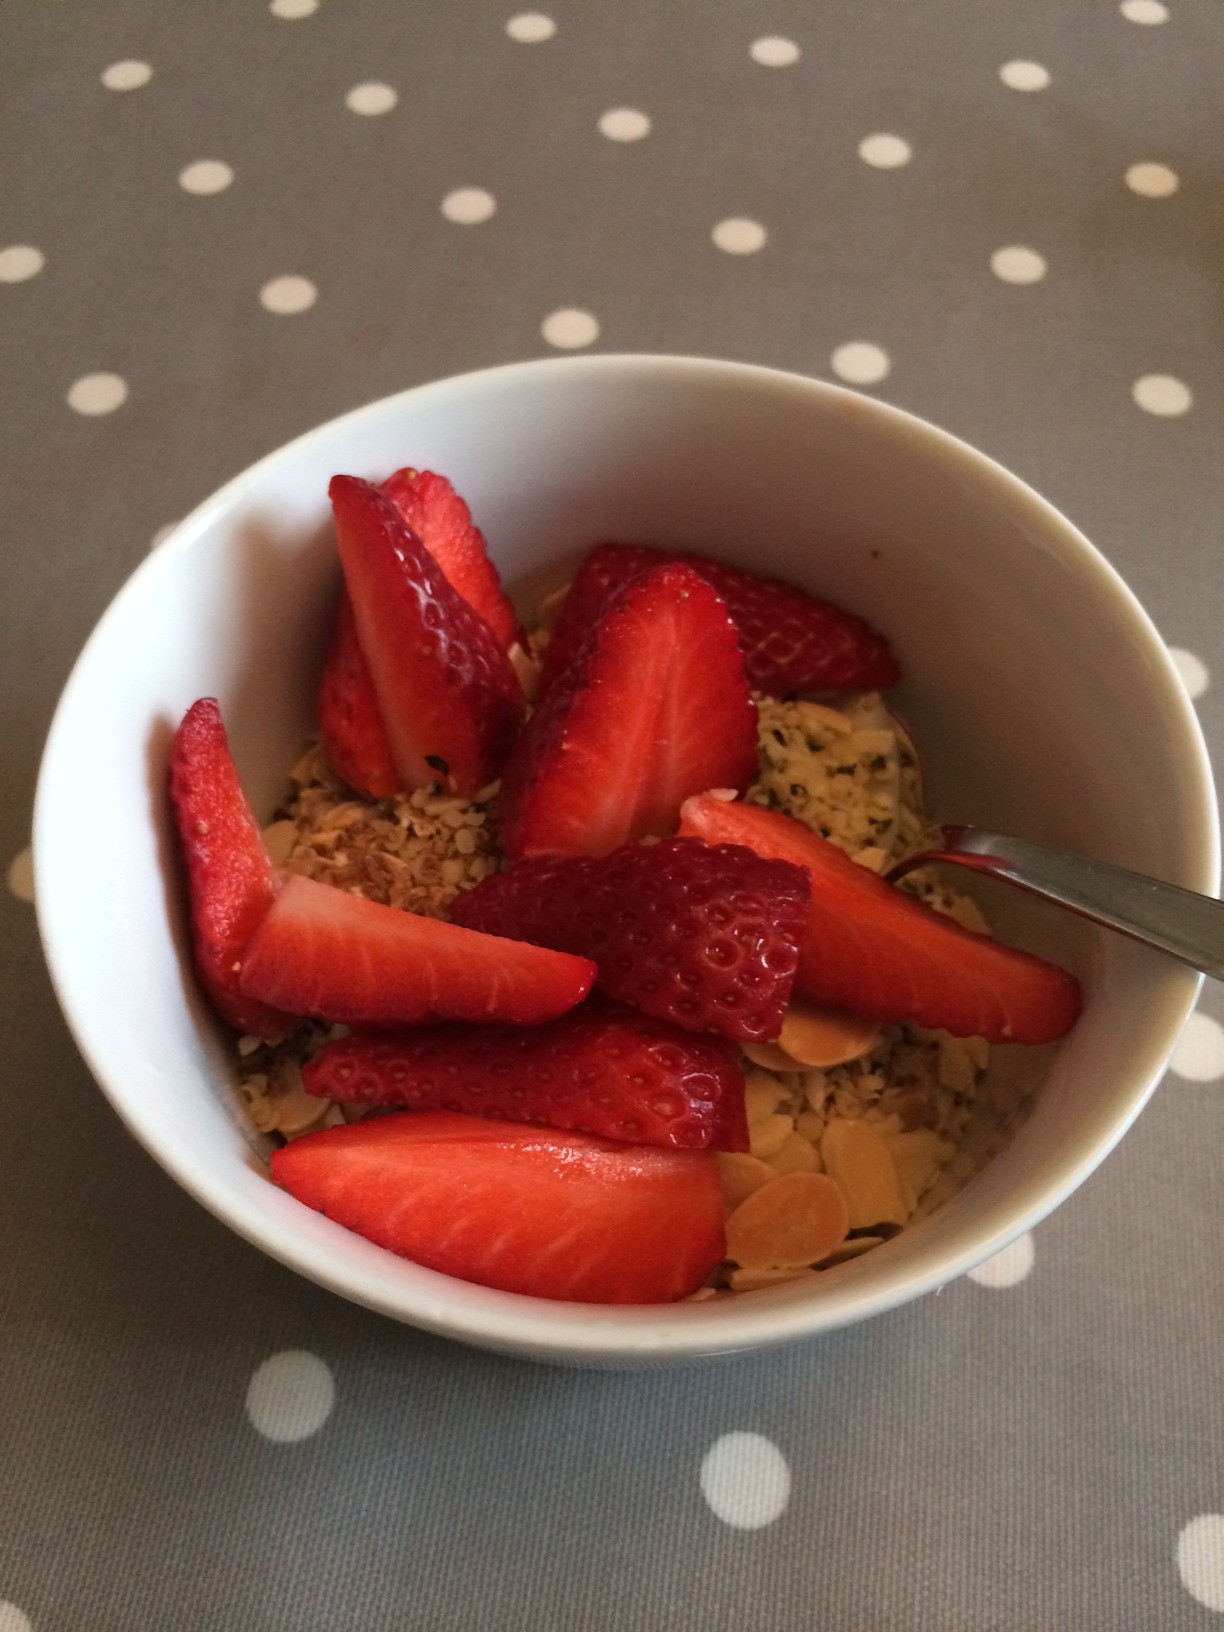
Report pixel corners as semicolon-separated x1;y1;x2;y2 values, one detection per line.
328;475;525;797
679;794;1082;1044
239;874;595;1026
539;542;900;699
316;593;400;799
498;562;758;860
302;999;750;1151
379;467;528;656
168;699;291;1040
270;1111;726;1304
450;837;810;1043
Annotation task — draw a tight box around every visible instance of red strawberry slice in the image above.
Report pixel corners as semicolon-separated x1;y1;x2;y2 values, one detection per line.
302;999;750;1151
450;837;810;1043
316;593;400;799
498;562;758;860
239;873;595;1026
168;699;292;1040
270;1111;725;1304
679;794;1082;1044
329;475;524;797
379;467;527;656
539;542;900;699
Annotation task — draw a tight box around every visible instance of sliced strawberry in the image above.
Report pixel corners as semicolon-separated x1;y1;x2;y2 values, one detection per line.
302;999;750;1151
270;1111;725;1304
498;563;758;860
451;837;810;1043
239;874;595;1026
679;794;1082;1044
380;467;528;656
168;699;291;1040
316;593;400;799
539;542;900;699
329;475;524;797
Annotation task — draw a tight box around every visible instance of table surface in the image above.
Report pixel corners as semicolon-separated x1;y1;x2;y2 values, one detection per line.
5;3;1224;1628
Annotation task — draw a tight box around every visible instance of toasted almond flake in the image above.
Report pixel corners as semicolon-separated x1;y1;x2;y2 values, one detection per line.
743;1070;788;1124
728;1265;820;1292
725;1171;850;1270
820;1117;908;1230
882;1128;955;1206
818;1235;885;1267
261;818;298;865
535;582;571;631
716;1151;777;1212
768;998;880;1069
765;1130;819;1177
748;1112;795;1160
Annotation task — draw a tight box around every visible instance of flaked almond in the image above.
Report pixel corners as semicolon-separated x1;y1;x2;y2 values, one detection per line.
725;1171;850;1271
882;1128;954;1210
743;997;879;1072
748;1112;795;1161
535;582;571;632
743;1069;788;1124
728;1265;820;1293
261;818;298;866
716;1152;776;1213
820;1117;908;1230
818;1235;885;1267
765;1130;819;1178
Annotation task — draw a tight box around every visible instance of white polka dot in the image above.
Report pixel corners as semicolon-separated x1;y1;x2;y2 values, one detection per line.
599;107;651;142
345;82;397;116
700;1432;791;1528
712;217;767;255
151;522;179;550
967;1232;1034;1288
101;59;152;92
506;12;555;42
441;188;497;225
830;342;890;386
178;160;233;196
1126;161;1179;197
1169;647;1209;699
858;133;912;169
541;308;599;350
7;847;34;904
245;1350;334;1441
990;245;1047;284
750;36;801;67
1132;373;1192;416
1180;1515;1224;1610
66;372;128;415
999;59;1051;91
0;1603;34;1632
270;0;318;17
0;245;45;283
1121;0;1168;22
1170;1011;1224;1081
260;275;317;315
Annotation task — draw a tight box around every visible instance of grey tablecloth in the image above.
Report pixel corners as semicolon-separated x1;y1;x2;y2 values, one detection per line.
5;3;1224;1628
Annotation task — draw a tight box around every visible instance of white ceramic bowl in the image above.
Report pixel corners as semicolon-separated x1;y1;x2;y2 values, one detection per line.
35;355;1218;1365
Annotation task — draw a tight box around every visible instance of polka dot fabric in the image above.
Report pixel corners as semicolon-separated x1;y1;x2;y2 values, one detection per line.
3;4;1223;1630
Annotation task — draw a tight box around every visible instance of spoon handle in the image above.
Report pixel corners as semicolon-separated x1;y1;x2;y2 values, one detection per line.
888;826;1224;979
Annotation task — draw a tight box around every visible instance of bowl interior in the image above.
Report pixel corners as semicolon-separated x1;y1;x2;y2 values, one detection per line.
34;356;1217;1362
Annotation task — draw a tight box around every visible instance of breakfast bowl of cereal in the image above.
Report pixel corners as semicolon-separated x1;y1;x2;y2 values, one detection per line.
33;355;1218;1364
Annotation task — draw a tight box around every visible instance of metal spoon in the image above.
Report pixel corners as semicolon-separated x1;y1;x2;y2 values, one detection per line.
887;827;1224;978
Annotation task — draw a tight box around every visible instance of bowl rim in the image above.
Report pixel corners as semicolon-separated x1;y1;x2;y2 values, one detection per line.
33;352;1221;1362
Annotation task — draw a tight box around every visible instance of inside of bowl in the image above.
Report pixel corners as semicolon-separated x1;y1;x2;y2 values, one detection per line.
37;357;1214;1358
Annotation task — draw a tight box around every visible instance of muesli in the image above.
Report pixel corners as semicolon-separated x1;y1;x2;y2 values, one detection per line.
169;466;1081;1304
